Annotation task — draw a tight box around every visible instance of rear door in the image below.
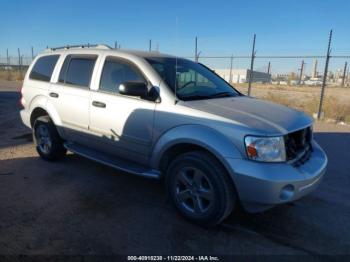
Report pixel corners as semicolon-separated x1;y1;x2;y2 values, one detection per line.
49;54;98;144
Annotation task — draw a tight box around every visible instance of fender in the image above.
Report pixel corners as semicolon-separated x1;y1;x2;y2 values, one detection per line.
29;95;62;127
28;95;65;139
150;124;242;172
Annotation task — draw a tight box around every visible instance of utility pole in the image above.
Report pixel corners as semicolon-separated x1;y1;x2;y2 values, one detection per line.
247;34;256;96
229;55;234;84
299;60;305;84
114;41;118;49
318;30;332;120
149;39;152;52
195;36;198;62
341;61;347;87
31;46;34;60
267;61;271;75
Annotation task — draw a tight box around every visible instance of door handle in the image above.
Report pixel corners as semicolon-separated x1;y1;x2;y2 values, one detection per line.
49;92;59;98
92;101;106;108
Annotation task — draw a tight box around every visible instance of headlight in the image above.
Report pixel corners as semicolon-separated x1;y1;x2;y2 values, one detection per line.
244;136;286;162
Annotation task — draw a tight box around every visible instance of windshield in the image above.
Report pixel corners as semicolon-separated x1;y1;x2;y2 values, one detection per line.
145;57;241;101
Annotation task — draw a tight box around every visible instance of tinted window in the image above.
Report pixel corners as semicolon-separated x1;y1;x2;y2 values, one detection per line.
59;56;96;87
100;59;145;93
29;55;59;82
146;57;240;101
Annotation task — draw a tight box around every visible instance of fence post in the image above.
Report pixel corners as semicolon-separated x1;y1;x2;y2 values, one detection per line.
18;48;22;78
317;30;332;120
195;36;198;62
247;34;256;96
342;61;347;87
6;49;9;65
299;60;305;84
229;55;233;84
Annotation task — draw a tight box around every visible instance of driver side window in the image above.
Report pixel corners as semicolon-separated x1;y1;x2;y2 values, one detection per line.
99;58;145;94
178;69;215;89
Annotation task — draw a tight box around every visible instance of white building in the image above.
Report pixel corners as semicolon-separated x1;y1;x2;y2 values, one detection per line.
214;69;271;83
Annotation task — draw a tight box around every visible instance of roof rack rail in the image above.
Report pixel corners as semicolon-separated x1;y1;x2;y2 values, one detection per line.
47;44;112;51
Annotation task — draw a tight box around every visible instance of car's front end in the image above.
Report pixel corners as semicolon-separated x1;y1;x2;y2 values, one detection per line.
225;125;327;212
177;95;328;212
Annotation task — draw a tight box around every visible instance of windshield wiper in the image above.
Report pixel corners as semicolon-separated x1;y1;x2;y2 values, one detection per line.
208;92;235;99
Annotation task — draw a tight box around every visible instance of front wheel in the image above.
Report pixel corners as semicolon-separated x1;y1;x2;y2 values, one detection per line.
166;151;236;226
33;116;67;161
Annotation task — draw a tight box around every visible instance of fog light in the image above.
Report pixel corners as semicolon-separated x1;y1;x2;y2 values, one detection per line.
280;185;295;201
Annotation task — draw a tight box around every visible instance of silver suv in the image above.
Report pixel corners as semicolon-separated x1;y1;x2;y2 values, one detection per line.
20;44;327;225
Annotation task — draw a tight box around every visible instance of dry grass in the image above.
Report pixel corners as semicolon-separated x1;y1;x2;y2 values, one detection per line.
235;84;350;123
263;92;350;122
0;70;25;81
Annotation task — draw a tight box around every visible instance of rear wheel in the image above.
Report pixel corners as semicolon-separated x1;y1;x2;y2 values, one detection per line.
166;151;236;226
33;116;66;161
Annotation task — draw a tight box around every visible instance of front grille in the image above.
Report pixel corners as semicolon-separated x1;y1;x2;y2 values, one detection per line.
285;126;313;166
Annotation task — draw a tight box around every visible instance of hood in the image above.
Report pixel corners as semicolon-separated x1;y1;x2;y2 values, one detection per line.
181;96;313;135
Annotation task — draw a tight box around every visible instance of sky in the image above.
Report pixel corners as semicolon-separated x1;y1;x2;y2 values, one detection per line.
1;0;349;73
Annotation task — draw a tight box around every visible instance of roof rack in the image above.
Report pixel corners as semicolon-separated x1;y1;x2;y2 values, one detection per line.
47;44;112;51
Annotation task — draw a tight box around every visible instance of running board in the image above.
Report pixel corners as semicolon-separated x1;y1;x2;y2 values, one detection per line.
64;143;161;179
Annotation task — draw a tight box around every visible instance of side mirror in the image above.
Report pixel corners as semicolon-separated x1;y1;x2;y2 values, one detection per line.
119;82;148;97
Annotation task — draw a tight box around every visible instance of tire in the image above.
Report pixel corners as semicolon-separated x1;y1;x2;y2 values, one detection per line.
166;151;236;226
33;116;67;161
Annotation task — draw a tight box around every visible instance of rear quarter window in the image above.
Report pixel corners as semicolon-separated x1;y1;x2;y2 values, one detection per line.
29;55;60;82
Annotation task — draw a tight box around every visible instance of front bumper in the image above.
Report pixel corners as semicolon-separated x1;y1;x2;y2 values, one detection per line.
226;141;327;212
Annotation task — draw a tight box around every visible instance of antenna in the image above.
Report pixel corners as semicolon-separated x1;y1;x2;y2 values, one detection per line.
174;17;179;105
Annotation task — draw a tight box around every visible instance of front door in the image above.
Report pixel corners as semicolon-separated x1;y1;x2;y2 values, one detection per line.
89;56;156;165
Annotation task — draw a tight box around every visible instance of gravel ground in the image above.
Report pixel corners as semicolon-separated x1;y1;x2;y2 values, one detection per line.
1;80;350;258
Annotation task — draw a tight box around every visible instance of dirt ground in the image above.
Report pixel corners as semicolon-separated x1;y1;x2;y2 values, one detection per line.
1;80;350;257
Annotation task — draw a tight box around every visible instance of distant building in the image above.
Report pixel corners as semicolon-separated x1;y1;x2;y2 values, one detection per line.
214;69;271;83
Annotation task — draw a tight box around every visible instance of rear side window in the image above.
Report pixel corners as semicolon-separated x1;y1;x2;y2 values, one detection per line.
29;55;60;82
58;55;97;88
100;58;145;93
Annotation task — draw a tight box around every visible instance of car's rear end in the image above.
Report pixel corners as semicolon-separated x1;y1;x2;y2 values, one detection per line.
20;54;61;129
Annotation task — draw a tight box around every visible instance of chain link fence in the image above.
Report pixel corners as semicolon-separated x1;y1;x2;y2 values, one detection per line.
1;32;349;122
194;55;350;122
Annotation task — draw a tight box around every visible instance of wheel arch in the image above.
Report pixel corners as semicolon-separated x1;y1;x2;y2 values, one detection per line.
29;95;62;127
151;125;242;181
30;107;49;127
